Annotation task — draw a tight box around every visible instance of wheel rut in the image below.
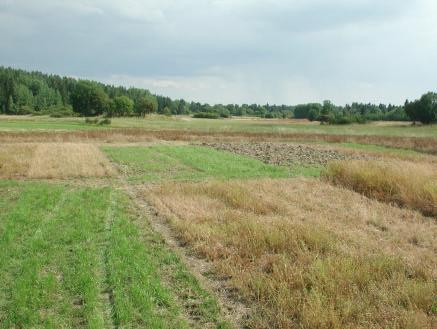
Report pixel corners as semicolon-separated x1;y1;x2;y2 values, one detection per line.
121;180;250;329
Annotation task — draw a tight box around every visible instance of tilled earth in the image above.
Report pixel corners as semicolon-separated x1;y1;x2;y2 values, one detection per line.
202;142;369;166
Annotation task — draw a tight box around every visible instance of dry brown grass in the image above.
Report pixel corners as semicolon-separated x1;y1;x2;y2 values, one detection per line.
0;143;115;179
324;160;437;217
0;144;36;178
0;129;436;154
145;178;437;329
313;143;437;165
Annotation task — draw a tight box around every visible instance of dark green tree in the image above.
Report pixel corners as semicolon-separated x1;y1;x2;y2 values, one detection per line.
111;96;134;117
0;72;15;113
71;81;110;116
307;108;319;121
14;84;34;111
319;100;334;124
135;95;158;116
405;92;437;124
177;99;189;114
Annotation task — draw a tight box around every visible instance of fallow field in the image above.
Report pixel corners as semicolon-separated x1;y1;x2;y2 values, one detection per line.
0;115;436;329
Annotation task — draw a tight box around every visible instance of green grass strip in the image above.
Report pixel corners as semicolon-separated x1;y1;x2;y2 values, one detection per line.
107;191;232;328
0;182;231;328
0;184;109;328
102;145;292;182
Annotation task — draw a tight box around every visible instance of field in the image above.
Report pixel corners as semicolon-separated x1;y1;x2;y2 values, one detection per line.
0;115;436;328
1;116;437;139
1;116;436;155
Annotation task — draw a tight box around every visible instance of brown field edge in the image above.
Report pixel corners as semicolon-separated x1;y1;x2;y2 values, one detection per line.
1;128;436;154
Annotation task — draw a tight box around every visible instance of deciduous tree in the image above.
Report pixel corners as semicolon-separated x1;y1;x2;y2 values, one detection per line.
71;81;110;116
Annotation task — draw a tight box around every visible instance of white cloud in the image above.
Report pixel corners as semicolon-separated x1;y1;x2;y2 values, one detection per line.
0;0;436;104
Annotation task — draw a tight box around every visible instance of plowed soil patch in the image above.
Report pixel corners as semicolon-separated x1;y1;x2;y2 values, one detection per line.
203;142;369;166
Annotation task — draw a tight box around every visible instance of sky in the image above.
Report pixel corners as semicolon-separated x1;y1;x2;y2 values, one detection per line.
1;0;436;105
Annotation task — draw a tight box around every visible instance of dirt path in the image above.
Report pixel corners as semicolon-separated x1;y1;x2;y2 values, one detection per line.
120;179;249;328
98;190;117;329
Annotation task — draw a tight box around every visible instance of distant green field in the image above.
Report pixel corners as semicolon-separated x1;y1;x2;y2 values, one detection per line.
102;145;310;182
0;181;229;328
1;115;436;138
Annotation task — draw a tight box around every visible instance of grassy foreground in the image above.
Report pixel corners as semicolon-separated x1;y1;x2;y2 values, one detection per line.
1;140;436;328
0;181;229;328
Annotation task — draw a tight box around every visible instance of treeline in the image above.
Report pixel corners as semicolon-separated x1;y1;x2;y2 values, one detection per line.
0;66;435;123
292;101;408;124
0;67;160;117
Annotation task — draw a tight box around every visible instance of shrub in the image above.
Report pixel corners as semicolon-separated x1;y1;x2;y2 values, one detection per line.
192;112;220;119
31;105;76;117
355;115;367;124
15;105;35;115
163;107;172;116
99;118;111;125
329;115;352;125
85;118;99;124
328;114;367;125
307;108;320;121
219;109;231;118
84;118;111;125
49;106;76;118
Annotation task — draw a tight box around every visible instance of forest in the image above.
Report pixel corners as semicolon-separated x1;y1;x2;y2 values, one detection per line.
0;66;435;124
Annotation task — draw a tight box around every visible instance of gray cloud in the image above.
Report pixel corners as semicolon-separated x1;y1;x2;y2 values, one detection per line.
1;0;436;104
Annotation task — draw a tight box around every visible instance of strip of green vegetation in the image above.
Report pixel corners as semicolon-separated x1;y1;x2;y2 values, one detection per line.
0;182;230;328
289;164;324;177
0;117;99;130
0;183;107;328
102;145;294;182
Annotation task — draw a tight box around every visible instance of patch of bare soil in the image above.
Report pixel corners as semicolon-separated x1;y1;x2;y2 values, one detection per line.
202;142;369;166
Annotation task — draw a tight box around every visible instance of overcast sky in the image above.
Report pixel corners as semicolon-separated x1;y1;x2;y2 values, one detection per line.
1;0;436;105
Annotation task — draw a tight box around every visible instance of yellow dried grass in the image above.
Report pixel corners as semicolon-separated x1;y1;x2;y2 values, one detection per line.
0;143;115;179
324;160;437;217
145;178;437;329
0;144;35;178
